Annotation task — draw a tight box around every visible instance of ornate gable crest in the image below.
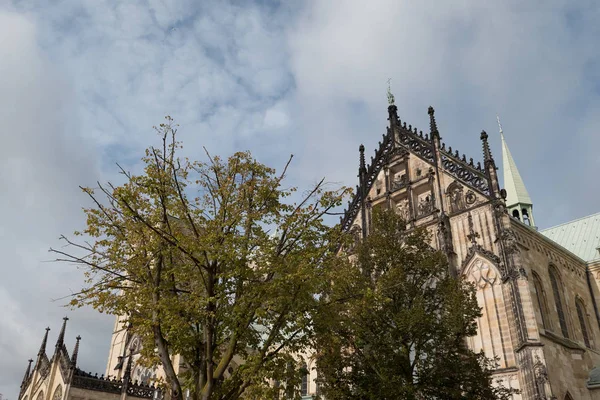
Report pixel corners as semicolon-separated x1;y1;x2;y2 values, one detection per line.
341;105;492;232
461;213;501;275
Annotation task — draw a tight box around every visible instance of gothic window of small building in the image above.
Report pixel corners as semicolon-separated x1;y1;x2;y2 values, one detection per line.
576;298;591;348
300;362;309;396
52;385;62;400
532;272;550;330
549;266;569;338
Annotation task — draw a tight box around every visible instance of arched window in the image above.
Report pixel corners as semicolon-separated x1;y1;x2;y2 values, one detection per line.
300;363;309;396
52;385;63;400
532;272;550;330
549;267;569;338
36;391;44;400
576;298;591;348
522;209;531;225
512;209;520;219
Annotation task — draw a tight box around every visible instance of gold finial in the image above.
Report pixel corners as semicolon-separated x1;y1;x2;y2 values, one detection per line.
387;78;395;105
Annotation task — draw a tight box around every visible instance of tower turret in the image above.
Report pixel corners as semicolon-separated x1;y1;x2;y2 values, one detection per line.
20;359;33;391
71;335;81;368
37;327;50;361
54;317;68;354
498;116;535;227
480;130;501;198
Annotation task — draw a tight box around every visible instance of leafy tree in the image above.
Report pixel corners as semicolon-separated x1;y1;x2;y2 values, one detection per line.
313;209;516;400
51;117;348;400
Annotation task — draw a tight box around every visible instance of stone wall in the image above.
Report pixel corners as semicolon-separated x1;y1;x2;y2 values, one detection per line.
514;222;600;399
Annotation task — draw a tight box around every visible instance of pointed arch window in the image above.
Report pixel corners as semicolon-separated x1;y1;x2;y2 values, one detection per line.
300;362;309;396
522;209;531;225
549;267;569;338
532;272;550;330
52;385;63;400
576;298;591;348
565;392;574;400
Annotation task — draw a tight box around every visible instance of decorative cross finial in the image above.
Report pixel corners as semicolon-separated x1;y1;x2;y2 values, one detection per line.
387;78;395;105
467;213;480;245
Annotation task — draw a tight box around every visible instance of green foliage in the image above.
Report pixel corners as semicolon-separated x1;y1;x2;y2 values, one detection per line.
52;117;349;400
313;209;517;400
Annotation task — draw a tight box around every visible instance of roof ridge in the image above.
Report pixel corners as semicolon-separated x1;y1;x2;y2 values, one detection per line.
540;211;600;232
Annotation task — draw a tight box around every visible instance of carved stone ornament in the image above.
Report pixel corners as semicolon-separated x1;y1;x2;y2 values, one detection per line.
133;365;156;386
500;228;520;254
467;259;499;289
533;356;548;383
391;173;408;191
461;245;501;274
447;182;465;213
71;368;158;398
395;200;410;220
465;190;477;205
417;194;433;216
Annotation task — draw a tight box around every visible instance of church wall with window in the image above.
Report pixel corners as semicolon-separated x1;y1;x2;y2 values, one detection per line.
512;222;600;400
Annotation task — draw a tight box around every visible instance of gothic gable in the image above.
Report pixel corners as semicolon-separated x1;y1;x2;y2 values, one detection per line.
341;105;493;232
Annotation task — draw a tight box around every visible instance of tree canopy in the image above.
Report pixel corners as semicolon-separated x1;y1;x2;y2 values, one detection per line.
52;118;348;400
313;209;516;400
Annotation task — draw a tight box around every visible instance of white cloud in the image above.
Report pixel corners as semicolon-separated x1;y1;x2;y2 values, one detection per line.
1;0;599;398
0;9;111;396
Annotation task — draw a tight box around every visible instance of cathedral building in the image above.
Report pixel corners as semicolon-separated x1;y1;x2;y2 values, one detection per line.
18;101;600;400
336;101;600;399
17;318;158;400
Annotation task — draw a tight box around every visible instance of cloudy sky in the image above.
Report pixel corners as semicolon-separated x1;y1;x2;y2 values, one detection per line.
1;0;599;397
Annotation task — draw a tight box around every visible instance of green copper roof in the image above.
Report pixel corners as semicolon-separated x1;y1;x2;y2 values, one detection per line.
541;212;600;263
501;132;532;207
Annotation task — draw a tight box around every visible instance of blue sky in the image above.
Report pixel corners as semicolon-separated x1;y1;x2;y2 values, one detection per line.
1;0;599;397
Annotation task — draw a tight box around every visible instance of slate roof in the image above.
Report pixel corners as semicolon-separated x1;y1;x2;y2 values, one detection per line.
540;212;600;263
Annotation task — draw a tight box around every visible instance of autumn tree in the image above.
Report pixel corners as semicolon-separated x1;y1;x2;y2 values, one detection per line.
52;117;348;400
313;209;516;400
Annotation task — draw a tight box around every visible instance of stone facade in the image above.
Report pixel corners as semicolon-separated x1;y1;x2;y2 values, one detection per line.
18;319;159;400
22;103;599;399
336;104;600;399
